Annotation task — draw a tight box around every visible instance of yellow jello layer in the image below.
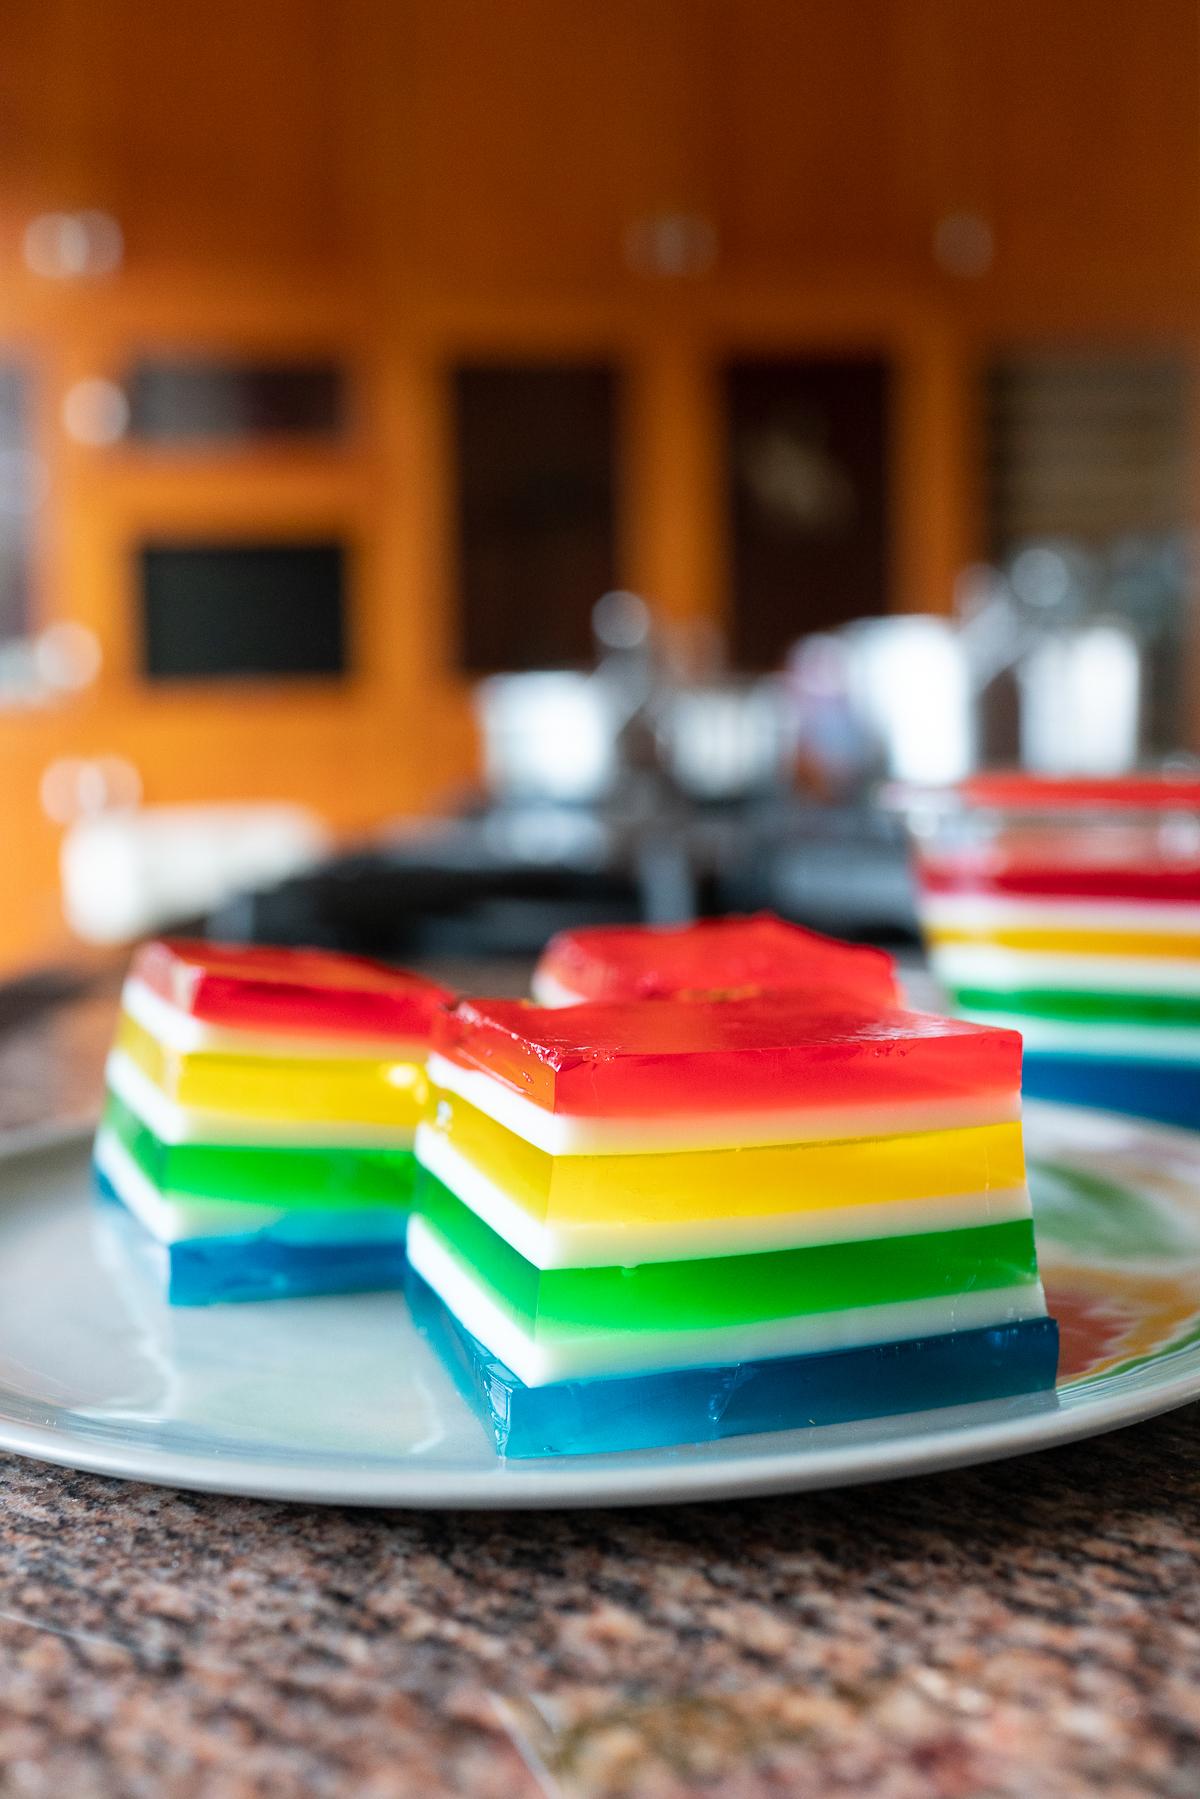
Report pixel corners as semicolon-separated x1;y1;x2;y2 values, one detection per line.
928;923;1200;960
422;1086;1027;1230
115;1010;428;1130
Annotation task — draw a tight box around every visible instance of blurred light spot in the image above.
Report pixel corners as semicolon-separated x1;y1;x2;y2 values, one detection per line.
40;754;141;825
384;1062;424;1091
592;590;650;650
62;377;130;446
624;213;717;278
34;622;101;691
1011;545;1072;609
933;211;994;279
23;210;124;280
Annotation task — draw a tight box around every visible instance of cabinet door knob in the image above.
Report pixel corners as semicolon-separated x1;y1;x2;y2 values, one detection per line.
23;211;124;280
933;211;994;279
624;212;718;278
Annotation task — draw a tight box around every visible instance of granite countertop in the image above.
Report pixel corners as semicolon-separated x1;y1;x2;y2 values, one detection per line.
0;967;1198;1798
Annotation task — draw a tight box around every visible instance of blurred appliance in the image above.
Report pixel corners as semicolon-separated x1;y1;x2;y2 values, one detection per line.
785;540;1158;795
474;595;800;810
839;616;976;786
204;594;918;961
209;798;916;964
655;677;798;803
203;604;915;957
475;671;626;805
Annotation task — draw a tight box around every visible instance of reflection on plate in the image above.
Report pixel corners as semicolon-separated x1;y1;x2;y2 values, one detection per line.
0;1103;1196;1508
1032;1106;1200;1386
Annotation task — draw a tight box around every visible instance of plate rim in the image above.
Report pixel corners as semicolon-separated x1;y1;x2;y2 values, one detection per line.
0;1112;1196;1510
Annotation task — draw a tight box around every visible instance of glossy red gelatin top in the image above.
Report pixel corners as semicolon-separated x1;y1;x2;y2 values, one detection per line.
956;772;1200;813
434;991;1022;1118
132;939;454;1041
535;913;899;1005
907;772;1200;903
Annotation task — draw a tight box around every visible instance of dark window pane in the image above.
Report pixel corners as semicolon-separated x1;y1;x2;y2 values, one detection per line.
0;368;32;641
985;352;1190;551
140;541;347;680
725;357;890;669
126;359;346;442
454;362;617;671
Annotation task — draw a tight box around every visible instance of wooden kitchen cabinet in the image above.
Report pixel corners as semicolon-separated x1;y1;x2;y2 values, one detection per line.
8;0;353;281
380;0;923;295
701;0;1200;313
705;0;919;283
910;0;1200;322
374;0;715;294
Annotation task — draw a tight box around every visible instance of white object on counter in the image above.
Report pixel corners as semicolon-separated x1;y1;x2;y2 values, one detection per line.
1018;622;1142;776
474;671;625;805
842;616;976;785
59;803;329;943
655;677;798;801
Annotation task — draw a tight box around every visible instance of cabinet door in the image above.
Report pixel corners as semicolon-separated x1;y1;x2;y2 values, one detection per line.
915;0;1200;312
709;0;915;280
723;356;891;668
387;0;711;292
45;0;351;278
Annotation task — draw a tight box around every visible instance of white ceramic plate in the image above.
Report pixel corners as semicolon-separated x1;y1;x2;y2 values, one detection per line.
2;1104;1200;1509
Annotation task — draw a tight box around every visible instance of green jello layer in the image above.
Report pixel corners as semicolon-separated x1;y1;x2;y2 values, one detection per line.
104;1091;417;1209
414;1173;1040;1340
952;988;1200;1028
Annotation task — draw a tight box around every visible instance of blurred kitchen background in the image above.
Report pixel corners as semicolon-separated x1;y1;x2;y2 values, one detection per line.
2;0;1199;977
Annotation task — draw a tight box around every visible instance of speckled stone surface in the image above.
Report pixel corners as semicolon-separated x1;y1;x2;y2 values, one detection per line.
0;965;1198;1797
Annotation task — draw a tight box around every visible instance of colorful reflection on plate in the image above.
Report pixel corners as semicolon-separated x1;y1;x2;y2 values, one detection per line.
1027;1101;1200;1385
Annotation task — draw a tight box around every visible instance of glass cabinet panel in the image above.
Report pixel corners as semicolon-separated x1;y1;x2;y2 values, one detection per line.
140;540;348;680
126;358;346;443
723;356;890;669
453;362;617;672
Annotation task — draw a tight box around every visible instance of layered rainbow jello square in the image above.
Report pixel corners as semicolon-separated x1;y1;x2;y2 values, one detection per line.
408;990;1058;1457
94;939;452;1303
532;912;899;1007
908;773;1200;1129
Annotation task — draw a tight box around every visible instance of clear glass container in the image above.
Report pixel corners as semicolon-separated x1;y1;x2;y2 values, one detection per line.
893;772;1200;1129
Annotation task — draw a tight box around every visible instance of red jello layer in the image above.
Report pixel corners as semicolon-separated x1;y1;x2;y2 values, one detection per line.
958;772;1200;813
434;991;1021;1118
535;912;899;1006
133;939;454;1041
918;858;1200;906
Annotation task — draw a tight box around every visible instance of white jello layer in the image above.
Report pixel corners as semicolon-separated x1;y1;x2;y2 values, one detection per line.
424;1053;1021;1158
921;895;1200;933
414;1122;1033;1270
122;976;427;1064
931;945;1200;997
107;1051;418;1150
95;1129;408;1245
406;1216;1048;1388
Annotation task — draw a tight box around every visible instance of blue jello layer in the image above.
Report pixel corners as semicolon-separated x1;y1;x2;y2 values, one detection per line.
1023;1051;1200;1131
406;1266;1060;1458
95;1169;408;1305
